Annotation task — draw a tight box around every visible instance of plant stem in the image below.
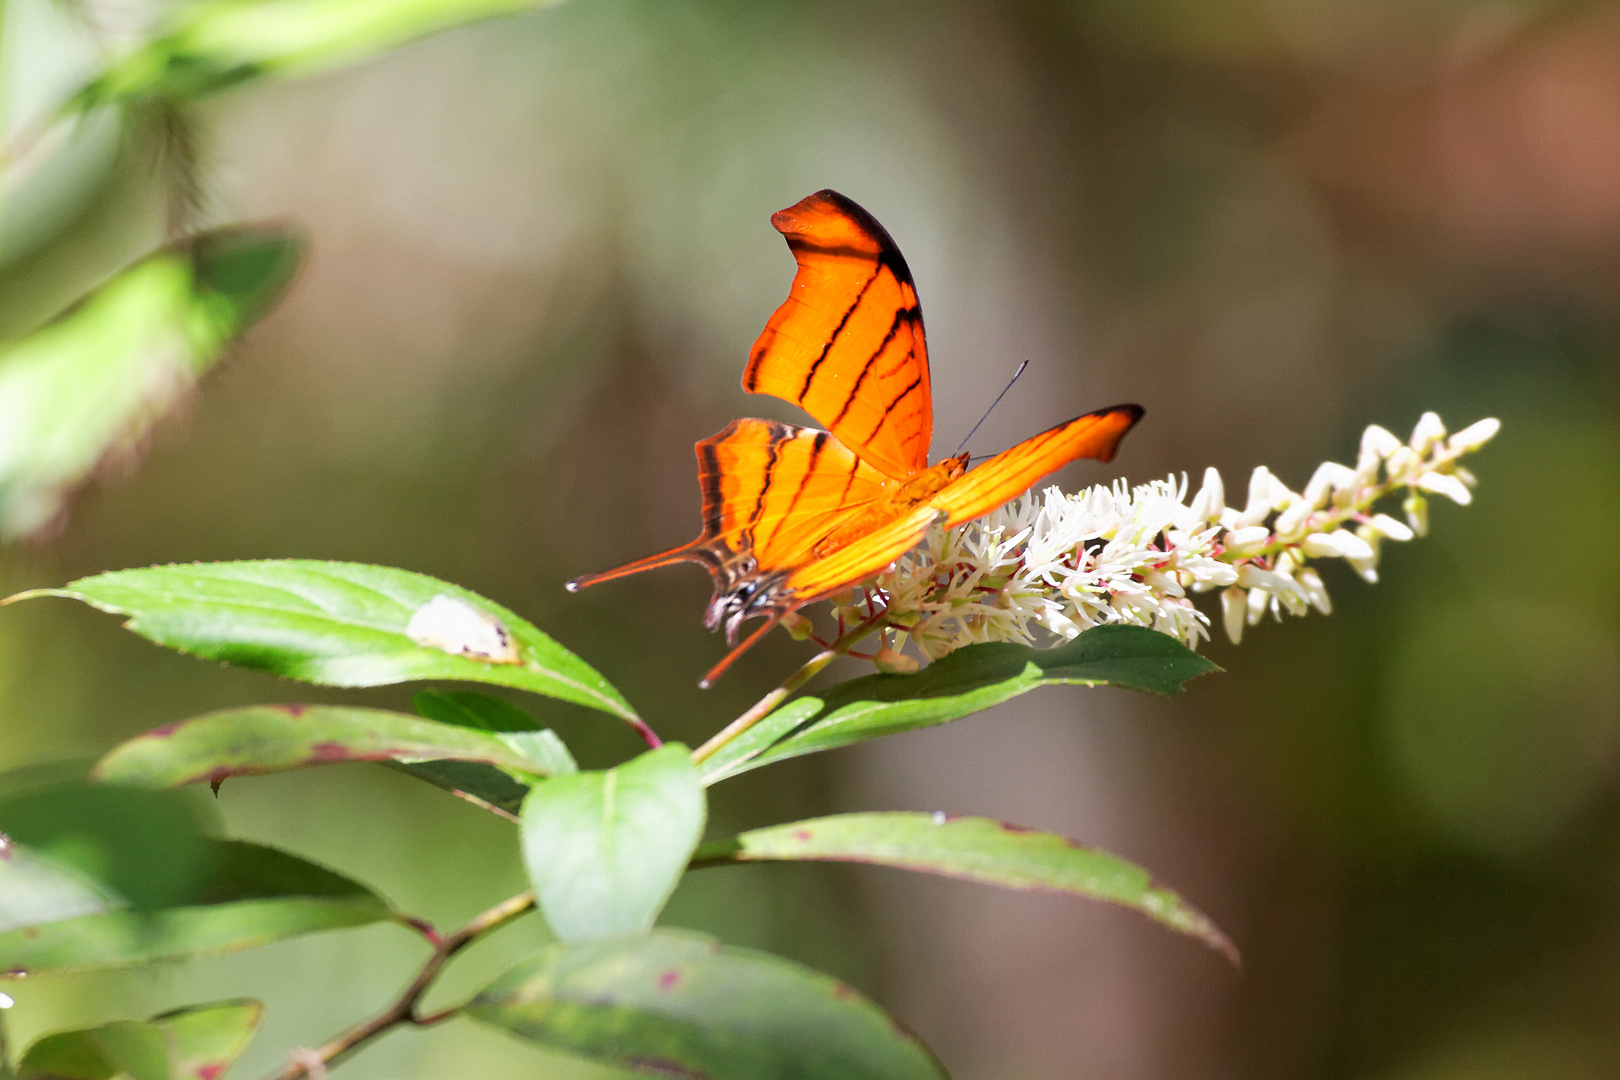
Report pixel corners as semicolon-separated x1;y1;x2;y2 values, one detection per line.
262;891;536;1080
689;611;890;766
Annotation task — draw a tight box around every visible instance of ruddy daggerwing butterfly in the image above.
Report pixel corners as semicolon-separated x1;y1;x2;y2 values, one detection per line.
567;190;1143;686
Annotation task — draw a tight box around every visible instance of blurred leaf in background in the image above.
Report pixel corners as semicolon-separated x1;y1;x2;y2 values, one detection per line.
0;228;300;540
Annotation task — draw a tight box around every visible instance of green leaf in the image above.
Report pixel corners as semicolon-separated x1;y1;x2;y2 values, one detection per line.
17;1020;167;1080
385;759;530;817
92;705;563;790
412;689;544;732
468;930;946;1080
412;689;578;776
702;626;1219;783
150;1000;263;1080
0;841;390;976
0;846;119;933
15;1001;262;1080
692;812;1236;963
13;561;636;721
0;230;300;540
75;0;569;106
520;745;703;942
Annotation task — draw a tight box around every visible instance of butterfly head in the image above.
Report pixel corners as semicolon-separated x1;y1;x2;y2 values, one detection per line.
704;568;795;646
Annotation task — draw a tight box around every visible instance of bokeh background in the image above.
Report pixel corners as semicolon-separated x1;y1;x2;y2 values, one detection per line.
4;0;1620;1077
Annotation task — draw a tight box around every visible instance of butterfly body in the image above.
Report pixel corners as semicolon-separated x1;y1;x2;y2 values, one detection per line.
568;190;1143;685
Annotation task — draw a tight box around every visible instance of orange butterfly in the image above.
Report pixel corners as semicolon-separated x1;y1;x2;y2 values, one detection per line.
568;190;1142;686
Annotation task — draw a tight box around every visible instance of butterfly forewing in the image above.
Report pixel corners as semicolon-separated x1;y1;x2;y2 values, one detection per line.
930;405;1144;530
743;190;933;482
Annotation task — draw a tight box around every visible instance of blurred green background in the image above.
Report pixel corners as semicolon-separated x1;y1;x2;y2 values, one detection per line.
3;0;1620;1077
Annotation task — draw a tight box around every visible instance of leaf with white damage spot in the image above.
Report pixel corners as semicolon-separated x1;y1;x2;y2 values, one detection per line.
8;561;637;721
691;812;1235;963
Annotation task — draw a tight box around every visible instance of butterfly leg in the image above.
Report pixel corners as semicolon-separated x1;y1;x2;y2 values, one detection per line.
698;612;784;689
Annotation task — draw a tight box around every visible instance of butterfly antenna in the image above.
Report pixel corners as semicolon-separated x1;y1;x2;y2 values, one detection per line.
954;359;1030;456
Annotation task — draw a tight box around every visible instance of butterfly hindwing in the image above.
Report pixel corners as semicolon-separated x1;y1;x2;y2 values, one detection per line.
743;190;933;482
697;418;890;571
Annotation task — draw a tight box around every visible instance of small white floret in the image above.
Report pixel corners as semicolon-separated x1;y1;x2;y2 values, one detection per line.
1188;467;1225;523
1223;526;1270;558
1220;586;1246;643
1368;513;1413;542
1417;472;1472;505
1360;424;1402;461
405;595;521;665
1302;530;1374;561
1410;411;1446;454
1403;492;1429;537
0;991;13;1008
1298;567;1332;615
1447;417;1500;453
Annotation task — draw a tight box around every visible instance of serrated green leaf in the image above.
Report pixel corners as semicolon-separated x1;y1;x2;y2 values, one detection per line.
521;745;703;942
14;561;636;721
92;705;559;790
0;230;299;540
75;0;571;106
692;812;1236;962
702;626;1219;783
468;930;946;1080
0;841;390;977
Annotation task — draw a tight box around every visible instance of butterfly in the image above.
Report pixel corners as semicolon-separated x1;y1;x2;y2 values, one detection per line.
568;190;1142;686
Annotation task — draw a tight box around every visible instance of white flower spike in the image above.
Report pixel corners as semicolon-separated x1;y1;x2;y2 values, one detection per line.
814;412;1497;664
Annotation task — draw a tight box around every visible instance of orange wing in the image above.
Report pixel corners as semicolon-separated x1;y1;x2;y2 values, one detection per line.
931;405;1144;529
566;417;889;597
743;190;932;481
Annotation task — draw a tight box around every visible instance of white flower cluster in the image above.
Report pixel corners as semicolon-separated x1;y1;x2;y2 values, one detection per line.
835;412;1499;669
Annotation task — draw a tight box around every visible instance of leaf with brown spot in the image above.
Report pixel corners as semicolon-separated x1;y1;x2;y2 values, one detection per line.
93;705;561;790
469;930;946;1080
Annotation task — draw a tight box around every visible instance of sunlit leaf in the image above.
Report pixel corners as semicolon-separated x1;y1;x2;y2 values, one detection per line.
12;561;637;720
151;1000;263;1080
75;0;571;107
521;745;703;941
14;1000;262;1080
693;812;1236;962
0;845;118;934
17;1020;167;1080
469;930;946;1080
702;626;1219;783
92;705;560;790
0;229;300;540
0;840;390;976
413;689;578;775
